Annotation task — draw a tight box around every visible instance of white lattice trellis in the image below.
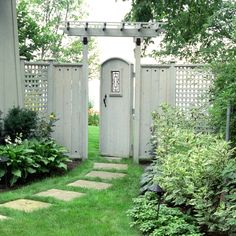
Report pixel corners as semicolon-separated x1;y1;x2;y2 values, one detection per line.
176;65;213;111
23;63;49;113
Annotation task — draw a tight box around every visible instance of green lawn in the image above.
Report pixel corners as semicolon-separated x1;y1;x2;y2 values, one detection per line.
0;126;142;236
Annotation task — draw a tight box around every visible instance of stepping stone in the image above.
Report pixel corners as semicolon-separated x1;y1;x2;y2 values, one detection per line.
85;171;126;180
0;215;8;220
94;163;128;171
104;157;122;162
0;199;51;212
35;189;85;202
68;180;112;190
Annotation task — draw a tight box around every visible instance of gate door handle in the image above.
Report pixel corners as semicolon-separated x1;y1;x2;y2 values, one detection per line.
103;94;107;107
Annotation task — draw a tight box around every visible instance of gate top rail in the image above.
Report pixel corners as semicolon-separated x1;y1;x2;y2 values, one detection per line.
62;21;166;38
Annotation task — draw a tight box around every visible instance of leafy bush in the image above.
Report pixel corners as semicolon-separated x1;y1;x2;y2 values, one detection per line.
210;61;236;145
128;192;202;236
151;105;236;234
0;139;70;186
34;113;58;140
88;101;99;126
4;107;37;140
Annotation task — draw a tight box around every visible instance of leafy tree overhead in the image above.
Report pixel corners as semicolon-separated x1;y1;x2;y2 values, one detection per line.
17;0;100;79
125;0;236;63
125;0;236;141
17;1;45;60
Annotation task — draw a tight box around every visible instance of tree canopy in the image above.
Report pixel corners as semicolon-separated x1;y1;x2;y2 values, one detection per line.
17;0;98;64
126;0;236;63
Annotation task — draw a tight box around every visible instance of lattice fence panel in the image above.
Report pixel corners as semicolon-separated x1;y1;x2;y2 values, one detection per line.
23;63;49;113
176;65;213;110
176;65;214;132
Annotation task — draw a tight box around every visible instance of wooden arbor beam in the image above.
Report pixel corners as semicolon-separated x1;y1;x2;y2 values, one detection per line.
63;21;165;37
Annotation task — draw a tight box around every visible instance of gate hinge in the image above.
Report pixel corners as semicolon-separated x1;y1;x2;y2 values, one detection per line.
132;72;135;78
132;108;135;115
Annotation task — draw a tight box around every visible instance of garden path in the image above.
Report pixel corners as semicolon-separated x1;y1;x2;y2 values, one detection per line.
0;159;128;218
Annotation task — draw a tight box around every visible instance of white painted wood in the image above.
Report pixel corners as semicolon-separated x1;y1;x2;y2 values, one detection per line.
133;41;142;163
81;40;89;159
139;65;176;159
0;0;22;114
52;65;83;159
71;66;83;158
64;21;165;38
100;58;133;157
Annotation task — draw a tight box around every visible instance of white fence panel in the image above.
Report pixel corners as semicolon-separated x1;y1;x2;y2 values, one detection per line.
139;64;176;158
138;63;213;159
21;60;84;159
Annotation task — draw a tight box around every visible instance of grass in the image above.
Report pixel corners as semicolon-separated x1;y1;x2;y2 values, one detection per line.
0;126;143;236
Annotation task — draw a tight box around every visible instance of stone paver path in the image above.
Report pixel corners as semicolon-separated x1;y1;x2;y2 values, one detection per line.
0;199;51;212
85;171;126;180
35;189;85;201
68;180;112;190
0;157;128;218
104;157;122;162
94;162;128;171
0;215;8;220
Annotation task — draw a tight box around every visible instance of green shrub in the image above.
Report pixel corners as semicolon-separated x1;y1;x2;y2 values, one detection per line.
210;61;236;145
0;139;70;186
4;107;37;140
152;105;236;234
34;113;58;140
30;139;69;172
128;192;202;236
88;101;99;126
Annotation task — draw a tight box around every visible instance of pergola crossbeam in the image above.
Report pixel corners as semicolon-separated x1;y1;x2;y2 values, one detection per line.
63;21;165;38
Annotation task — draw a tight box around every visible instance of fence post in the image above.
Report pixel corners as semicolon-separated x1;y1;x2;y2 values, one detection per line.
133;38;142;164
20;56;27;108
81;37;89;160
47;58;55;115
169;60;176;106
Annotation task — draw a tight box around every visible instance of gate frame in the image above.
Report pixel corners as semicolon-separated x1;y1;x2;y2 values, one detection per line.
63;21;165;162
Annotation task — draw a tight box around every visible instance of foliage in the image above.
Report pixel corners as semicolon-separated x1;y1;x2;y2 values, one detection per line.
126;0;236;63
128;192;202;236
218;160;236;233
17;0;100;79
34;113;58;140
139;163;160;195
0;111;3;144
3;107;38;141
0;139;69;186
209;60;236;144
17;1;47;60
151;106;236;234
17;0;82;60
88;102;99;126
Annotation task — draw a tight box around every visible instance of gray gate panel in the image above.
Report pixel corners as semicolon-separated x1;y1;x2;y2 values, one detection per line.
100;58;133;157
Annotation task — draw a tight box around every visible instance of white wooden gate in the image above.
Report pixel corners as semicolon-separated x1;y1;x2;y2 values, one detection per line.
100;58;133;157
